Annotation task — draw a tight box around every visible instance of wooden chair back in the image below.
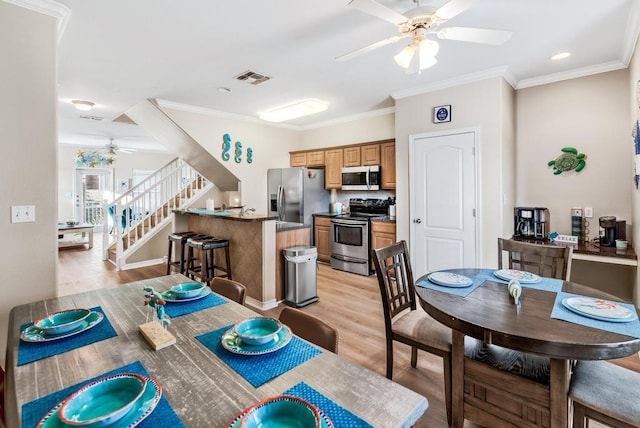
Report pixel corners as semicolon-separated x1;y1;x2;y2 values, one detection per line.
279;307;339;353
371;240;417;328
210;277;246;305
498;238;573;280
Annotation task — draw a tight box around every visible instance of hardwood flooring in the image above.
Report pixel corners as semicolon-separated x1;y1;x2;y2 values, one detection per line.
58;238;639;428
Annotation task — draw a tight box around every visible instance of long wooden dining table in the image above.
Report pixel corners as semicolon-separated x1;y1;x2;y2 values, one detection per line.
414;268;640;428
5;274;428;428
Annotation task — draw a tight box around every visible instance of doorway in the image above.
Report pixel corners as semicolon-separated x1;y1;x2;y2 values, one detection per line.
409;128;479;279
74;168;114;226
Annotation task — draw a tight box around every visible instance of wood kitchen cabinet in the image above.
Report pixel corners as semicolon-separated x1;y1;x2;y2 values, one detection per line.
380;141;396;189
324;149;343;189
290;152;307;167
306;150;325;166
343;146;361;167
314;216;331;263
361;144;380;165
371;221;396;252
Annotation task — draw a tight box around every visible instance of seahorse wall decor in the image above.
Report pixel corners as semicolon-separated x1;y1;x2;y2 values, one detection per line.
221;133;253;164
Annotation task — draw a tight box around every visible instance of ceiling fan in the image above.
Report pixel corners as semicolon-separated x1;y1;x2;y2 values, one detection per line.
104;138;136;154
336;0;512;73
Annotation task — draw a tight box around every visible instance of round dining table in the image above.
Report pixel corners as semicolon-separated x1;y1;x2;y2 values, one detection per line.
414;268;640;428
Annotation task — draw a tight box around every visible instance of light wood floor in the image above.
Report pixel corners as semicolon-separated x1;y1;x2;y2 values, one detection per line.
58;239;639;428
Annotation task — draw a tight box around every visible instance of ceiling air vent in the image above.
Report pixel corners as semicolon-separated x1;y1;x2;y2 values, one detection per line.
234;70;271;85
79;114;104;121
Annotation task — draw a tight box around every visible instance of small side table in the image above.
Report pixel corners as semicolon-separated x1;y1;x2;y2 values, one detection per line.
58;222;94;249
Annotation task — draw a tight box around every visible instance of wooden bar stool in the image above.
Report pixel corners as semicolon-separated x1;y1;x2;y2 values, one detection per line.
166;231;198;275
186;235;232;286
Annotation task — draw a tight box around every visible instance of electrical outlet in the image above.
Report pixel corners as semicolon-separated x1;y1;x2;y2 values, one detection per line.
11;205;35;223
584;207;593;218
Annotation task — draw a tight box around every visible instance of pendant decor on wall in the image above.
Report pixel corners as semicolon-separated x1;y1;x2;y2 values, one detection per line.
547;147;586;175
221;133;253;164
633;121;640;189
75;149;116;167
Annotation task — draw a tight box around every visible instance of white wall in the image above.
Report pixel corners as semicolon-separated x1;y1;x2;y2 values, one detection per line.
300;112;395;149
159;108;300;214
395;77;515;268
629;39;640;306
516;70;631;238
57;145;175;221
0;3;58;366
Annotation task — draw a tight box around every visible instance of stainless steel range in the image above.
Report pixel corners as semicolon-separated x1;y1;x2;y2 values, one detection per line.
330;198;389;276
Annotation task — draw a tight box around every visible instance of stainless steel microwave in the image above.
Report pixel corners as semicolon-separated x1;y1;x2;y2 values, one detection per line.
341;166;380;190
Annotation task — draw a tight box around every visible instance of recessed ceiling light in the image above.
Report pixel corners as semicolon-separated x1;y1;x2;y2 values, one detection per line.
259;99;328;123
551;52;571;61
71;99;95;111
217;87;231;93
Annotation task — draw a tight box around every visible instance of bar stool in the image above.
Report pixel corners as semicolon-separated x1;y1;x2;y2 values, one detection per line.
186;235;232;286
166;231;198;275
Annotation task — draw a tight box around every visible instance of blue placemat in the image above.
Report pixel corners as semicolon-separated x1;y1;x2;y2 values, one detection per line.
285;382;374;427
416;269;563;297
163;291;227;318
551;292;640;339
18;306;117;366
196;324;322;387
22;360;184;428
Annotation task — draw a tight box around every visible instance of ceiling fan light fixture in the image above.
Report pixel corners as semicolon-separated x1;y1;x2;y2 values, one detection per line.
419;39;439;58
394;44;416;69
259;99;328;123
71;99;95;111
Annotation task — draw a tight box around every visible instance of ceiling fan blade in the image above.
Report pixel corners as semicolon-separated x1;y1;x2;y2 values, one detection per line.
335;35;407;62
434;0;476;21
436;27;512;45
348;0;407;25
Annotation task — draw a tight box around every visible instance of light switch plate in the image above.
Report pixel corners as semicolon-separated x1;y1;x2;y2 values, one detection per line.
584;207;593;218
11;205;35;223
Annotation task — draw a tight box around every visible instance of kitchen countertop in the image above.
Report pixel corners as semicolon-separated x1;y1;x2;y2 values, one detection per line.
514;236;637;266
371;216;396;223
313;212;340;218
174;208;277;222
276;221;310;232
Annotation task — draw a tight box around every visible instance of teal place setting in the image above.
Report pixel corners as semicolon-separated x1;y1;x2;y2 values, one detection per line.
233;317;283;346
227;395;332;428
18;306;117;366
161;285;211;303
33;308;92;336
170;282;206;299
222;325;293;356
162;288;227;318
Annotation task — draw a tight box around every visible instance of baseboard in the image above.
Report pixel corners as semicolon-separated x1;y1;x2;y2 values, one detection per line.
245;296;280;311
119;258;165;271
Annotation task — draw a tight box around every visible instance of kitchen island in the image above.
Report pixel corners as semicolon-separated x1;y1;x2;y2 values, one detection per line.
173;209;309;309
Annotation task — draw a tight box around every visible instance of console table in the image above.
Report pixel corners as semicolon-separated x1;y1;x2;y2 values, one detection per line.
57;222;94;249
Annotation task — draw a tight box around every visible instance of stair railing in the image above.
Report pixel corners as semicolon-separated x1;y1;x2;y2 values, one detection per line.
103;158;207;265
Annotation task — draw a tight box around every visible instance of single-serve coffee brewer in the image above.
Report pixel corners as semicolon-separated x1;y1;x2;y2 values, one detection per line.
514;207;549;240
599;216;617;247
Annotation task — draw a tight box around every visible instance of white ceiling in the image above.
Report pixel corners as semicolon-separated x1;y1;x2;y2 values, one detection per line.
52;0;640;152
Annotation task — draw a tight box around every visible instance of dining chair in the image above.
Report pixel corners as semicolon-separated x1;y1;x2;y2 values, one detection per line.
570;360;640;428
498;237;573;280
278;307;339;353
210;277;246;305
371;240;453;426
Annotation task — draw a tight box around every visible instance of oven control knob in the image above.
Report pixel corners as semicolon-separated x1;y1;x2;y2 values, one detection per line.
414;218;422;224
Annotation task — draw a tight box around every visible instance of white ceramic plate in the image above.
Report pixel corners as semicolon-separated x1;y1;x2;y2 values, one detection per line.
161;286;211;303
494;269;542;284
221;325;292;355
427;272;473;288
21;312;104;343
562;297;638;322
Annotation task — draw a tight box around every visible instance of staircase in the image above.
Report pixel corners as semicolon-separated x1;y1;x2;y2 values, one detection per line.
103;157;213;269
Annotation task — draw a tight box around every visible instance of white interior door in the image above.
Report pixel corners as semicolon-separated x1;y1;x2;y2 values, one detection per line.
410;129;478;279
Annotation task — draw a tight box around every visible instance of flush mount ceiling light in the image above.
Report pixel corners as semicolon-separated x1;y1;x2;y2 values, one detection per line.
71;99;95;111
259;99;328;123
551;52;571;60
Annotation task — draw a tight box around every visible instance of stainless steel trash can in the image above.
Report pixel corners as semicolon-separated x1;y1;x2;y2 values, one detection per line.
283;246;318;307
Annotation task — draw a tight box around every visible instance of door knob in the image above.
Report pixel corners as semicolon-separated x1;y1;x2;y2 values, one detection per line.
414;218;422;224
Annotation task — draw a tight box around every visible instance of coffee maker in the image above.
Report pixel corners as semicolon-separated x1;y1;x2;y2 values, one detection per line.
599;216;617;247
514;207;549;240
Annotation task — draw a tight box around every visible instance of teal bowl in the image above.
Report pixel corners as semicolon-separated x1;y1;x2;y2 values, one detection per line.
240;396;321;428
234;317;282;346
171;282;205;299
34;308;91;335
58;373;147;427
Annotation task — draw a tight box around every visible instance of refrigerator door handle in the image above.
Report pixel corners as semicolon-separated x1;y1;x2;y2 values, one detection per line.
277;185;284;221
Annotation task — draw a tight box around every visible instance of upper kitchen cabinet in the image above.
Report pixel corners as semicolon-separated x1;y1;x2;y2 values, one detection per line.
290;152;307;167
325;149;343;189
343;146;361;167
306;150;325;167
381;141;396;189
361;144;380;165
289;150;324;167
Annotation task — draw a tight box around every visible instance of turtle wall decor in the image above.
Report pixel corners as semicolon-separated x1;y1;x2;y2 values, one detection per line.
547;147;586;175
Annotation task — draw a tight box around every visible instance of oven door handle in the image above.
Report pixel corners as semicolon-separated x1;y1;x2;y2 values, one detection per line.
330;218;367;226
331;254;368;264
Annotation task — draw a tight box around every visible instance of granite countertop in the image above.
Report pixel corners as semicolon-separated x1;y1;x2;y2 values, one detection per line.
313;212;340;218
276;221;311;232
371;216;396;223
174;208;277;222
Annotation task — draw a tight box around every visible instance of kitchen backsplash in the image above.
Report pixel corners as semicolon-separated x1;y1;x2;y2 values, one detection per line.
335;189;395;210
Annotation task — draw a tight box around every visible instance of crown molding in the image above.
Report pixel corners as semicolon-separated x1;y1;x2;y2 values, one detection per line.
515;61;627;90
3;0;71;43
390;66;511;100
299;107;395;130
621;0;640;66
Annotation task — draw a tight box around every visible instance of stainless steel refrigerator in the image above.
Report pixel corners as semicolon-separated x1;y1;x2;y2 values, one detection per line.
267;167;329;232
